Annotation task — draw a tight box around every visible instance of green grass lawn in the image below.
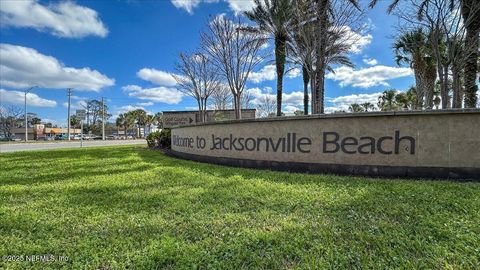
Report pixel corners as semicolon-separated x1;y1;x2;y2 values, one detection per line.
1;146;479;269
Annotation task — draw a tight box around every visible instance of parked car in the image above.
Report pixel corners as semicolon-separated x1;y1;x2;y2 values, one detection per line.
0;135;14;141
72;134;82;140
55;134;68;140
106;135;117;140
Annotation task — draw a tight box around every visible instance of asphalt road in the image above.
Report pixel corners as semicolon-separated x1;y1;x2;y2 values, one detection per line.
0;140;146;153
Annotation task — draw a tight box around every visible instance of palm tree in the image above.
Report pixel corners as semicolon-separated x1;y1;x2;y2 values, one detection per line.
245;0;294;117
154;112;163;129
378;90;398;111
145;114;155;136
395;87;417;110
370;0;479;108
125;114;135;139
394;29;436;109
312;0;360;114
70;115;80;129
115;114;125;138
395;92;410;110
460;0;480;108
288;0;355;115
127;109;147;138
360;102;375;112
450;38;464;108
348;103;364;113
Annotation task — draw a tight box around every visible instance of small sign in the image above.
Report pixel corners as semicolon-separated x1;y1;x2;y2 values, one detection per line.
76;109;86;120
163;113;196;128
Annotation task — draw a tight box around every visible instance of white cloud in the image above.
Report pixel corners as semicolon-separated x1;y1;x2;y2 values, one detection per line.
226;0;255;13
247;87;304;107
0;0;108;38
363;58;378;65
170;0;202;14
284;105;301;114
122;85;142;91
137;68;178;87
325;65;413;88
137;102;154;106
333;25;372;54
41;118;61;125
0;44;114;91
249;65;276;83
62;99;87;110
248;65;301;83
286;67;301;79
171;0;254;14
324;92;381;113
111;105;153;120
122;85;183;104
0;88;57;107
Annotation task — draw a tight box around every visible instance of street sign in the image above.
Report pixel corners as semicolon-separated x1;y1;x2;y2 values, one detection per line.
76;109;86;120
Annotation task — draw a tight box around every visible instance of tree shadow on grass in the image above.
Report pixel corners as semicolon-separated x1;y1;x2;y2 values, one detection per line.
1;147;479;269
0;147;153;186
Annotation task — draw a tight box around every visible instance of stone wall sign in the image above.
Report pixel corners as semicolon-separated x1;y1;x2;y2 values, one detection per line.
170;110;480;180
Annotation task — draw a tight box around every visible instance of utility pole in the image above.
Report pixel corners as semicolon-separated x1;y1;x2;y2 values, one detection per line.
24;86;37;142
67;88;72;140
101;97;105;140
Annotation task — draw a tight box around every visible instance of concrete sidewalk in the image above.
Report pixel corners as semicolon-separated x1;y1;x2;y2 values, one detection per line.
0;140;146;153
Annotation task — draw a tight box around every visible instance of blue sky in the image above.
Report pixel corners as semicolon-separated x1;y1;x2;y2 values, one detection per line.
0;0;414;126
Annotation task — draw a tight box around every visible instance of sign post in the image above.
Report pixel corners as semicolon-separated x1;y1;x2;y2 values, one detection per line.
80;120;83;147
76;109;86;148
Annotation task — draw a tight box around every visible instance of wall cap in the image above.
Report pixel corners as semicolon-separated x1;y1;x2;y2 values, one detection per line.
172;108;480;129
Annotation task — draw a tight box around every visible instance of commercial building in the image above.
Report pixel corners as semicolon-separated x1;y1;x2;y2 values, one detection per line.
11;125;82;140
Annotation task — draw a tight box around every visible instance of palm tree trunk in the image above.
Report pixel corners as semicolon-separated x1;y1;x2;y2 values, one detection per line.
452;64;463;108
413;64;425;109
424;64;437;109
275;36;287;116
302;65;309;115
310;73;317;114
442;64;450;109
314;0;328;114
437;62;447;109
461;0;480;108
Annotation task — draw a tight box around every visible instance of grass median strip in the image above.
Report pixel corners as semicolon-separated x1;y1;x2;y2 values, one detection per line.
0;145;479;269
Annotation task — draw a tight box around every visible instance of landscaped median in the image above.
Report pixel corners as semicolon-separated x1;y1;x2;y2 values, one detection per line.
1;145;479;269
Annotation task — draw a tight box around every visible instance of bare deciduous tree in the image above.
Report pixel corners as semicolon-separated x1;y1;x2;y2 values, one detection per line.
255;93;277;118
201;15;266;119
0;105;23;138
173;52;221;123
210;85;232;111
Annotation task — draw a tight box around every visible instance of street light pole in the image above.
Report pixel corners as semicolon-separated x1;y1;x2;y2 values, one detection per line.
24;86;38;142
101;97;105;140
67;88;73;141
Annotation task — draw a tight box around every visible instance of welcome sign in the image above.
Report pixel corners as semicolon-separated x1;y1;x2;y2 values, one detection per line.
170;111;480;179
173;131;416;155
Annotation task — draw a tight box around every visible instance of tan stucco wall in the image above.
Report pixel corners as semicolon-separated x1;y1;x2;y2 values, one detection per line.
171;110;480;169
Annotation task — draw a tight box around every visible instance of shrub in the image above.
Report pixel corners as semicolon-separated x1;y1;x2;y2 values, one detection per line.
158;128;171;149
146;129;171;149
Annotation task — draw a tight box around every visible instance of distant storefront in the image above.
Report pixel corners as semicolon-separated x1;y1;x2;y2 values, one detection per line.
11;125;82;140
